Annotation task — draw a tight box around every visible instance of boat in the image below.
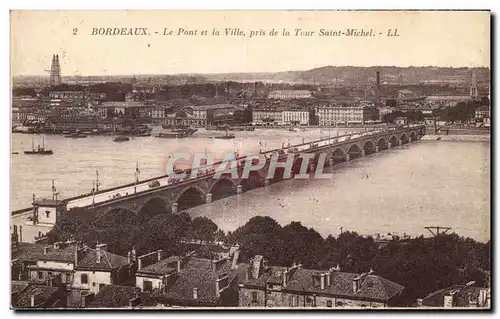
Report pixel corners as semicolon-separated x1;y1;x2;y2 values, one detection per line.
155;128;196;139
289;127;300;132
11;152;18;155
24;137;53;155
65;133;88;138
113;136;130;142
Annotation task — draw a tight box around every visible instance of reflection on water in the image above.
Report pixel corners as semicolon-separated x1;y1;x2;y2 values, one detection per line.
10;131;490;242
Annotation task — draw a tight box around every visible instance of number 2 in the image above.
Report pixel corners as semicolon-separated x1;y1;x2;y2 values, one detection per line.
73;28;78;35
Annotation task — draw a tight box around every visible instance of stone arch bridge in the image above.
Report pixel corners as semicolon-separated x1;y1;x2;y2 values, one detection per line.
58;125;425;217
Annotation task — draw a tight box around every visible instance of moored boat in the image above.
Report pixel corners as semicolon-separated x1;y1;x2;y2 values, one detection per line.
24;136;53;155
113;136;130;142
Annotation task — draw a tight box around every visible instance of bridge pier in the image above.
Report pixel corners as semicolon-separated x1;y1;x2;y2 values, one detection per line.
399;139;403;146
388;142;392;149
375;146;380;153
329;158;334;166
361;150;366;157
345;154;351;162
408;137;412;143
171;202;178;214
237;184;243;194
205;193;212;203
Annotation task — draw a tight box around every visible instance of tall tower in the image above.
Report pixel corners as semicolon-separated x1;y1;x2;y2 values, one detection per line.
470;70;478;99
49;54;61;86
375;71;381;106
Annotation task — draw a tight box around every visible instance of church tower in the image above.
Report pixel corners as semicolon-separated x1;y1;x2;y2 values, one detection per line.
49;54;61;86
470;70;478;99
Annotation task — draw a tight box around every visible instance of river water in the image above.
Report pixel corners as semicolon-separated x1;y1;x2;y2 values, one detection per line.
10;129;490;242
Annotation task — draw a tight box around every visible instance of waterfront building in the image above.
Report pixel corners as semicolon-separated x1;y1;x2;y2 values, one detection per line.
317;105;379;126
475;105;490;127
163;104;237;127
268;90;312;100
282;109;309;125
251;107;285;125
417;282;490;308
239;256;404;308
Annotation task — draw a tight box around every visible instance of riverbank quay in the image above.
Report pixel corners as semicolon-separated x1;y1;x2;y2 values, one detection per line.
421;135;490;142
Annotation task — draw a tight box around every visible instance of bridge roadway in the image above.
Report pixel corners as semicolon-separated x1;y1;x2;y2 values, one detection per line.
12;125;425;217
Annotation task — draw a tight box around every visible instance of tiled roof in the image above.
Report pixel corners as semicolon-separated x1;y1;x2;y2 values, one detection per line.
12;243;77;264
421;285;486;307
476;105;490;112
76;249;130;270
11;282;60;308
137;259;176;276
154;257;232;305
87;285;142;308
243;267;404;302
285;269;404;302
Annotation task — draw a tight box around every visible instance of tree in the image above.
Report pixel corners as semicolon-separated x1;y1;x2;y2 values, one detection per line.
190;216;218;243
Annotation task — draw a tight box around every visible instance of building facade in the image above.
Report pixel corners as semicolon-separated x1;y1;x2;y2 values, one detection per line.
268;90;312;100
282;110;309;125
252;107;285;125
239;256;404;308
317;105;379;126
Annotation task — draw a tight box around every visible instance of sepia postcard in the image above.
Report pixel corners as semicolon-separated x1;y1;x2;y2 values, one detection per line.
10;10;491;310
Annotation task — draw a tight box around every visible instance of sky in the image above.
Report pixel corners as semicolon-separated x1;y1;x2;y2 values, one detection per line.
10;10;491;76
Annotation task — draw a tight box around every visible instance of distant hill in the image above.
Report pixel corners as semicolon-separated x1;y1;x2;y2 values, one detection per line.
13;66;490;87
199;66;490;86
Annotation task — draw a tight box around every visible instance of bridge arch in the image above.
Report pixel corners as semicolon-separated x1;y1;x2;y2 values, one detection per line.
209;177;238;201
376;137;387;151
174;185;206;211
362;140;376;155
138;197;168;217
409;131;417;141
330;148;346;165
346;143;362;160
388;135;398;147
400;133;409;144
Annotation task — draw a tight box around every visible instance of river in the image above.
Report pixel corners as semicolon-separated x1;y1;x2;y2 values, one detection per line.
10;129;490;242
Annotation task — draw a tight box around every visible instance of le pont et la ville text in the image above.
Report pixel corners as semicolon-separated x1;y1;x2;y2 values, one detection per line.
90;27;400;37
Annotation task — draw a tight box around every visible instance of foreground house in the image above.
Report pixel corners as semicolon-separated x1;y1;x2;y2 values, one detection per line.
239;255;404;308
417;282;490;308
135;247;242;307
11;281;66;308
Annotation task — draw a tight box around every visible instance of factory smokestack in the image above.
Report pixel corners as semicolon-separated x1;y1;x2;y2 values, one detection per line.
376;71;381;106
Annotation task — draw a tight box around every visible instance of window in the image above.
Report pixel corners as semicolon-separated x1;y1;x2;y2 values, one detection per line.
143;280;153;292
327;300;332;308
81;274;88;284
99;284;105;291
45;211;50;218
92;282;96;287
251;291;258;303
37;271;43;279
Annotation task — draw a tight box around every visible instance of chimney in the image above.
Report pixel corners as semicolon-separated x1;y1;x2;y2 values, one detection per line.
96;243;108;252
81;292;95;308
43;246;50;255
417;298;423;307
127;252;132;264
30;294;36;307
176;259;181;272
320;273;325;290
138;257;142;271
19;225;23;243
376;71;381;106
283;269;289;288
131;246;137;262
96;245;101;264
157;250;163;262
326;271;331;287
193;287;198;300
352;277;360;293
